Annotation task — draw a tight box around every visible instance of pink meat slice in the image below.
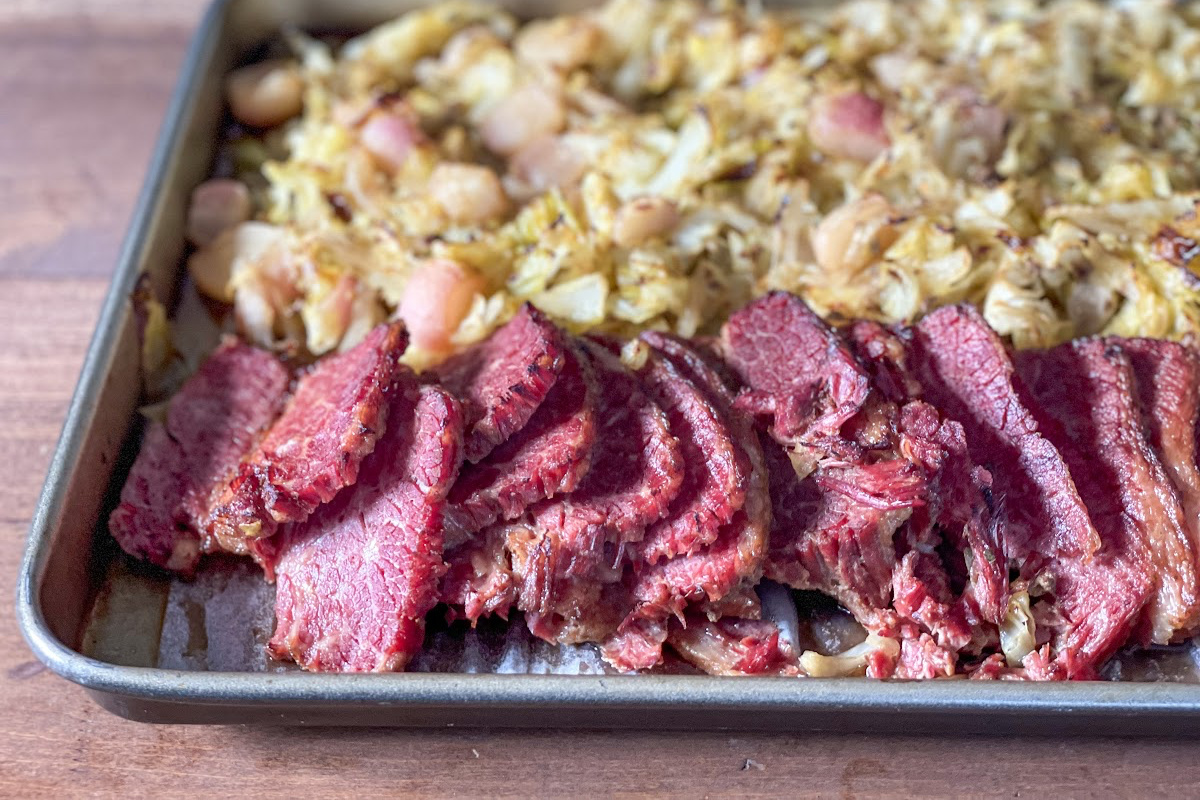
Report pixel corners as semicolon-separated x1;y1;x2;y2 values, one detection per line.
435;304;566;464
108;425;199;572
108;338;289;572
1122;337;1200;639
640;331;741;410
514;340;683;642
1016;339;1183;647
207;321;408;554
268;381;463;672
441;341;597;545
910;305;1144;678
635;340;746;564
910;306;1101;566
720;291;870;461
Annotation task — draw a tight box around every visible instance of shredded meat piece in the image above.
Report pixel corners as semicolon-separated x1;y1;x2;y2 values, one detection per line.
764;439;924;623
441;524;518;624
668;616;799;675
846;321;1006;642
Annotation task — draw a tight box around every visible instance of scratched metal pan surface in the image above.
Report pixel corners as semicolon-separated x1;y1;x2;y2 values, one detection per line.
15;0;1200;732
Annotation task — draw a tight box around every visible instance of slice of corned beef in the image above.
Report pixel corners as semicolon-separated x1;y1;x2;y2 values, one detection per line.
1122;337;1200;638
108;338;289;572
633;339;747;564
512;339;683;643
640;331;741;411
435;304;566;464
678;334;742;395
909;305;1100;567
1016;339;1184;647
909;304;1140;678
600;401;770;672
441;341;597;547
108;425;200;572
268;381;463;672
720;291;869;469
667;616;799;676
207;321;407;555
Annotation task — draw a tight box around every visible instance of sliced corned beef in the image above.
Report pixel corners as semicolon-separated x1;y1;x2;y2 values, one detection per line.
1122;337;1200;639
720;291;870;469
268;381;463;672
910;305;1100;565
1016;339;1184;647
910;304;1142;678
634;339;747;563
441;340;597;547
512;339;683;643
108;424;201;572
207;321;407;556
108;338;289;572
601;396;770;672
435;304;566;463
846;321;1006;640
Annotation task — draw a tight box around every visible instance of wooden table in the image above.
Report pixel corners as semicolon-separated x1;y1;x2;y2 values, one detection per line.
2;2;1200;796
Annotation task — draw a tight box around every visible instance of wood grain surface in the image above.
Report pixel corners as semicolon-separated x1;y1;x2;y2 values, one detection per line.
3;3;1200;798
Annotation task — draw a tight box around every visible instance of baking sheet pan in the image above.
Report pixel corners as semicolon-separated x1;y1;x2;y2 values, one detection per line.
17;0;1200;731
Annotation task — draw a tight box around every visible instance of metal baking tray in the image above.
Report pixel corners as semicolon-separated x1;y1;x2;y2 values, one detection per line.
17;0;1200;732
